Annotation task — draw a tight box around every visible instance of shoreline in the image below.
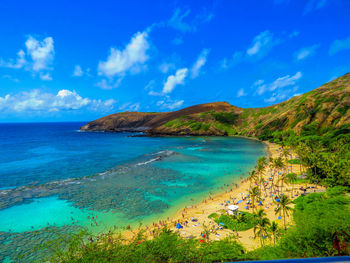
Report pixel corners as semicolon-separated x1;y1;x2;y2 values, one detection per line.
120;140;323;250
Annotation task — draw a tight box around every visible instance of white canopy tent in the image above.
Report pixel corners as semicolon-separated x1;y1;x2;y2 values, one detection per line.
227;205;239;211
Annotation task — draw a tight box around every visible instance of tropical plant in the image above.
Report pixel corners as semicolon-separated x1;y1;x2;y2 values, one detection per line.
254;216;271;247
275;194;293;230
285;173;297;198
249;186;260;211
269;221;281;246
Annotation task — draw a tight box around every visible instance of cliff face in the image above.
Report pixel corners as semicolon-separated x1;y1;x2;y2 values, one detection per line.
80;102;236;133
81;73;350;136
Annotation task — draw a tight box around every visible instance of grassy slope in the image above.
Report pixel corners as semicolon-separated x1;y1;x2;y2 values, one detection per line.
150;73;350;136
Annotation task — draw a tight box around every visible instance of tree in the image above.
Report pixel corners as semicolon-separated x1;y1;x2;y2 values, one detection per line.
254;216;271;247
248;169;257;188
249;186;260;211
253;208;266;220
271;157;285;195
256;157;268;193
285;173;297;198
269;221;281;246
278;173;288;195
275;194;293;230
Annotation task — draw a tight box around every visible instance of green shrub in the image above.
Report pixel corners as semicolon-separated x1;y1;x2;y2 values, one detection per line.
288;159;301;164
215;212;255;231
46;228;245;263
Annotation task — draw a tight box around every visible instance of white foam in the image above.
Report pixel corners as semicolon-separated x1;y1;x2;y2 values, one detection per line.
135;157;160;166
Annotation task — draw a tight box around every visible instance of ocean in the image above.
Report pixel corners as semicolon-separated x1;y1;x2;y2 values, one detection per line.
0;122;265;261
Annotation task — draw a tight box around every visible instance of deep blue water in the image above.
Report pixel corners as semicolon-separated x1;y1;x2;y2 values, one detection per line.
0;122;266;262
0;122;195;188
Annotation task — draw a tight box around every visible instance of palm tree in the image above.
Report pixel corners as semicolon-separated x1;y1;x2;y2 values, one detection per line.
249;186;260;211
254;216;271;247
269;221;280;245
281;147;290;163
286;172;297;198
271;157;285;195
278;173;288;195
256;156;267;193
275;194;293;230
248;169;257;188
253;208;266;221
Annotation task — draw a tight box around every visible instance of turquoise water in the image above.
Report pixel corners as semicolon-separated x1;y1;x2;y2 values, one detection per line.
0;123;265;261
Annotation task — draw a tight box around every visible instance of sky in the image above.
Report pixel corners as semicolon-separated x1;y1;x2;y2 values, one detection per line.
0;0;350;122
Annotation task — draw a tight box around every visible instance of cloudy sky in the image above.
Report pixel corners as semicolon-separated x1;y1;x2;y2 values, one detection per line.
0;0;349;122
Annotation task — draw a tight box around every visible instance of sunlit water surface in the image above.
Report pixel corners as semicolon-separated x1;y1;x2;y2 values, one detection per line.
0;122;265;261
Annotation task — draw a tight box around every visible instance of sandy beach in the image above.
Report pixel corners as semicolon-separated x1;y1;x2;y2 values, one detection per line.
122;141;324;250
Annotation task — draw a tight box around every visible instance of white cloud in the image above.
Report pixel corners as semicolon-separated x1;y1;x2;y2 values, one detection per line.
253;72;302;96
0;89;116;113
39;72;52;81
118;102;140;111
246;30;280;57
73;65;83;77
294;44;319;60
220;51;243;69
221;30;282;70
145;80;163;96
157;99;184;110
269;72;302;91
237;88;247;98
252;72;302;103
0;35;54;80
2;74;20;83
264;86;299;103
191;49;210;78
25;36;54;72
95;78;122;90
329;36;350;55
0;50;27;69
168;9;192;32
98;31;149;77
252;80;267;95
159;63;175;74
162;68;188;94
167;8;214;33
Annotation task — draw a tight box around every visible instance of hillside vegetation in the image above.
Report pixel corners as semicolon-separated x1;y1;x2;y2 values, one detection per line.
81;73;350;137
81;73;350;187
149;73;350;136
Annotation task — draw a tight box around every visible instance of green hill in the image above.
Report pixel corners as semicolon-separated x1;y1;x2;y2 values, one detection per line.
81;73;350;137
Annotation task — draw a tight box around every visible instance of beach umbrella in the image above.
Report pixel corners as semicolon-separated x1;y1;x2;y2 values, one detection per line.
245;206;249;209
176;223;183;229
277;216;282;220
237;200;243;204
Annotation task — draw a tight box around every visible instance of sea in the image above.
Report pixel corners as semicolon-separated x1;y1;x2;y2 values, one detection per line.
0;122;266;262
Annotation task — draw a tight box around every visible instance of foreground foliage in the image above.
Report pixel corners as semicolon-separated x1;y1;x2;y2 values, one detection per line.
39;187;349;262
247;186;350;260
259;123;350;187
44;228;245;263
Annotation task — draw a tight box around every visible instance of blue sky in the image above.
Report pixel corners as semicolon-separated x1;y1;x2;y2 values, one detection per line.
0;0;350;122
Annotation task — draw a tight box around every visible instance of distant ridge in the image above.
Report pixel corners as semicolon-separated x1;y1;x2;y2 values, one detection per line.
81;73;350;136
